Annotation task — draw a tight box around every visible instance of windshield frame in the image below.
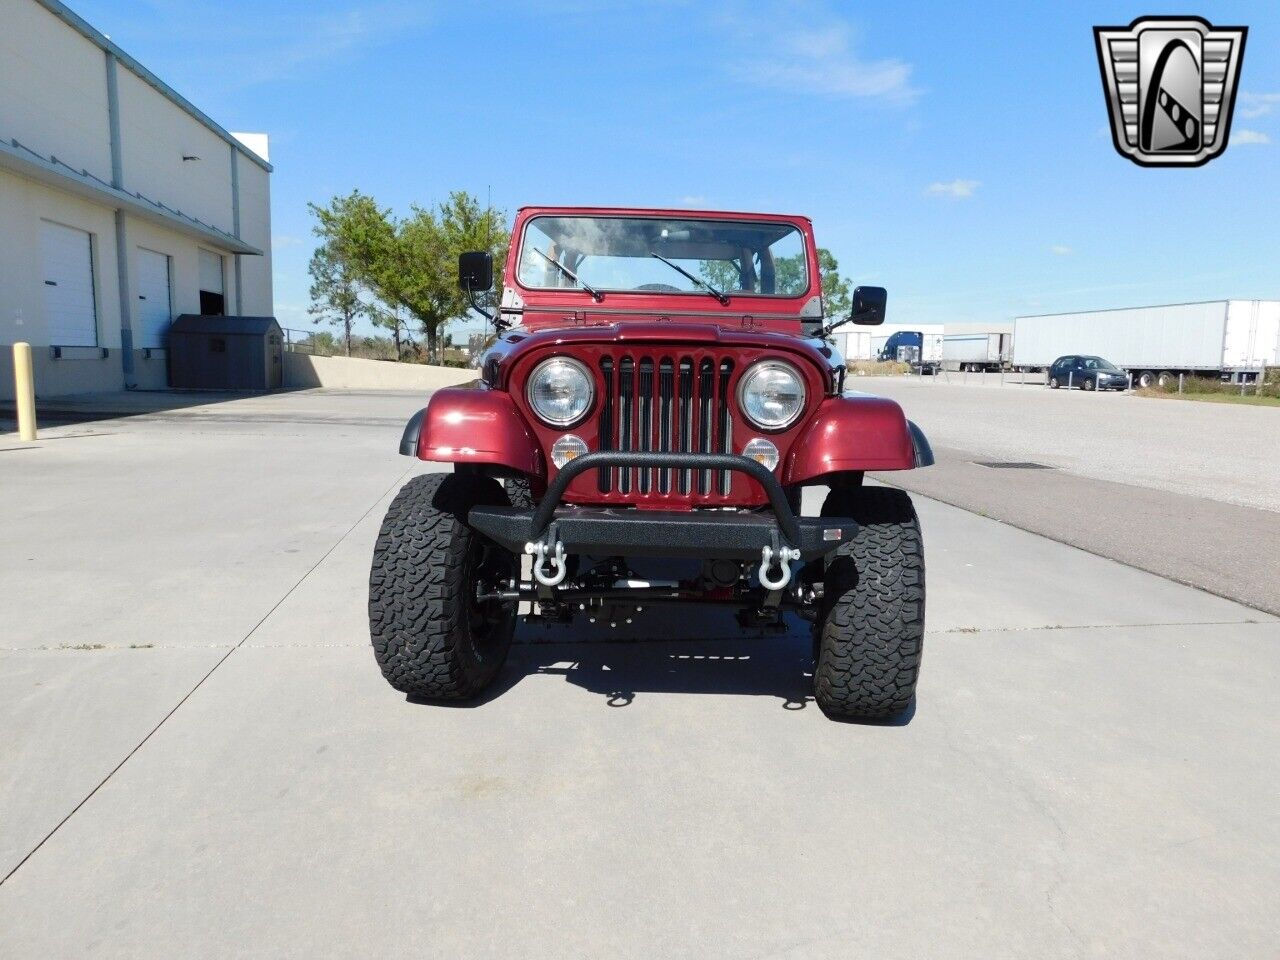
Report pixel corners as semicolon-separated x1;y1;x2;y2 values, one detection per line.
512;213;815;302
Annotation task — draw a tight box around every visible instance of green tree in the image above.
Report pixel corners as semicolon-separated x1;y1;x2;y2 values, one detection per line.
311;189;508;364
308;192;389;356
307;235;365;356
370;303;417;359
698;257;741;292
700;247;852;314
774;248;852;314
815;248;852;316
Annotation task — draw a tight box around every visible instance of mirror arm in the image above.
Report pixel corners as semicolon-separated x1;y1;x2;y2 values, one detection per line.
820;313;856;339
464;283;496;324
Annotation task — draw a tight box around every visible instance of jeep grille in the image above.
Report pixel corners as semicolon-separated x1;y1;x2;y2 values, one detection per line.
597;354;734;498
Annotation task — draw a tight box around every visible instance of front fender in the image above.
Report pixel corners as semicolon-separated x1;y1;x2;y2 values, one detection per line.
782;394;932;485
403;386;544;478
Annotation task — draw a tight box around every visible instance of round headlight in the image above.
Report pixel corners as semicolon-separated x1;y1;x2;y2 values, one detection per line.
526;357;594;427
738;360;806;430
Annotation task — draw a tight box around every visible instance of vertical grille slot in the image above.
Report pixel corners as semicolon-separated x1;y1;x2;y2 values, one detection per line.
717;359;734;494
677;358;694;494
697;358;714;495
638;359;654;493
598;357;614;492
658;359;674;494
618;357;634;494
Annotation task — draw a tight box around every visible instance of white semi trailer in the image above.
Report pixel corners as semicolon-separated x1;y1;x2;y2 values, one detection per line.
942;332;1011;372
1013;300;1280;387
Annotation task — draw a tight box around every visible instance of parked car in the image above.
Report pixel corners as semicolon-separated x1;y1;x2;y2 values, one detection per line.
1048;355;1128;391
372;206;935;720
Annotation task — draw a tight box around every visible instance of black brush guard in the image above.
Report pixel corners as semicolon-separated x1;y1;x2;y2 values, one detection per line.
468;451;857;562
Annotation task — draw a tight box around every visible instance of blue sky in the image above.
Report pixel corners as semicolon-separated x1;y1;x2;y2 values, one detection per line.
73;0;1280;338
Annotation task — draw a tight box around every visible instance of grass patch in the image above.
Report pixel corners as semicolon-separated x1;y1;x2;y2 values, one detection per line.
1135;370;1280;406
1136;388;1280;407
848;360;911;377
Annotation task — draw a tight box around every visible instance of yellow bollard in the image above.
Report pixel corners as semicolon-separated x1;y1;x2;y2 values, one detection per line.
13;341;37;441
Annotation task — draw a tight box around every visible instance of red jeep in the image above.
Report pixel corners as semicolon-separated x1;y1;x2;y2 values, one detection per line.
370;207;932;719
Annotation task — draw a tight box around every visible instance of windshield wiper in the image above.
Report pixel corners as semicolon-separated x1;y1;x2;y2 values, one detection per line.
532;248;603;302
649;252;729;305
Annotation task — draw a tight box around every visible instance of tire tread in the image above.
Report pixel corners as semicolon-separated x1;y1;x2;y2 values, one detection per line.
815;487;925;720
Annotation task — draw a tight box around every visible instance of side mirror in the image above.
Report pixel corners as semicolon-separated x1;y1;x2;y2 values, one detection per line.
850;286;887;325
458;251;493;292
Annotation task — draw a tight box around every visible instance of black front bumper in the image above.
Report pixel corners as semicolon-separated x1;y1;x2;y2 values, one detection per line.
469;505;854;560
467;450;857;560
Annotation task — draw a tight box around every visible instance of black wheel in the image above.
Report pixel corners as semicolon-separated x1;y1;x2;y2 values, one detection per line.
1082;376;1096;391
369;472;518;700
1049;376;1060;389
1156;371;1175;389
815;487;925;720
1136;370;1156;389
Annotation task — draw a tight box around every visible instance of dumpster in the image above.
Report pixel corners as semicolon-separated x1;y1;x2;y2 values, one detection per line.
168;315;283;390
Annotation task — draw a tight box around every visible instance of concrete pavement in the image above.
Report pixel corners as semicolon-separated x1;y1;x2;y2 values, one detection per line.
2;391;1278;958
855;375;1280;512
851;377;1280;615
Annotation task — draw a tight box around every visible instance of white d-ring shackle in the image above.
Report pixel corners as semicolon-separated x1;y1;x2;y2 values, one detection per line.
758;544;802;590
525;539;568;587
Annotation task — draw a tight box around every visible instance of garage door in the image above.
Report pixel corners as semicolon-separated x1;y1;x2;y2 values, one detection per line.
136;248;172;349
40;221;98;347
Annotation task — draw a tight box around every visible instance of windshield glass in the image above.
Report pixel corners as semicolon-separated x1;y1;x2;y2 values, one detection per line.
516;216;808;298
1082;357;1119;370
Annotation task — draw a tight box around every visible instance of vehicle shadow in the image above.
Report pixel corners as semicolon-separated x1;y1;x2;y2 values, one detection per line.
412;611;911;725
505;625;817;710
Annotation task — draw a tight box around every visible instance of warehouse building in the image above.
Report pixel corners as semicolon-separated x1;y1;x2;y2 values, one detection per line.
0;0;273;398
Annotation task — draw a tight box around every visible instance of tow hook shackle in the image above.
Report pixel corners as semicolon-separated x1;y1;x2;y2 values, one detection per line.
525;539;568;587
758;544;802;591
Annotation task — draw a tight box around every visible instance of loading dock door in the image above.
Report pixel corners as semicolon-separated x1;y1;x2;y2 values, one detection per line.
136;248;172;349
40;221;98;346
198;248;226;315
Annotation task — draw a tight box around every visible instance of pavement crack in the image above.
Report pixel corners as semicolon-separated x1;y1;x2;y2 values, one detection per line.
0;467;412;889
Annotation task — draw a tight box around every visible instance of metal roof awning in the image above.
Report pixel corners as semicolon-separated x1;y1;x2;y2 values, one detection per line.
0;138;263;256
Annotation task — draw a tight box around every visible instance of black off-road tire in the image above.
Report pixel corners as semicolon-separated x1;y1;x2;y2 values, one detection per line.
506;476;538;510
369;472;517;700
814;487;925;720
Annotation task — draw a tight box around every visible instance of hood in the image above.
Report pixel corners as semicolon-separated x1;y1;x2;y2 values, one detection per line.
481;320;841;391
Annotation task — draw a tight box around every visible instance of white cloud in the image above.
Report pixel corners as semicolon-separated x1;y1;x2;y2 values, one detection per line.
926;179;979;199
1238;92;1280;119
1049;245;1073;256
678;196;708;207
1234;129;1270;145
727;11;917;106
272;235;303;249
